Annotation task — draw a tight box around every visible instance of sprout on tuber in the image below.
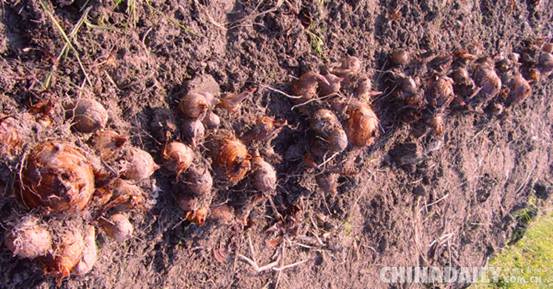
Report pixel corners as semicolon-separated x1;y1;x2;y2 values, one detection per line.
291;71;329;103
102;178;147;213
20;142;95;213
219;88;256;112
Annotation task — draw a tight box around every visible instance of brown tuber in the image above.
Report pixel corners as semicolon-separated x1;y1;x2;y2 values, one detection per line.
101;178;147;213
73;225;97;276
430;114;445;136
122;147;159;181
179;92;210;120
211;131;251;185
162;141;194;177
47;226;85;278
66;98;109;133
100;213;134;242
427;75;455;110
472;60;502;107
0;115;23;158
538;51;553;77
390;49;410;66
309;109;348;159
182;119;205;148
291;71;329;103
252;154;277;193
184;162;213;196
150;108;177;142
4;216;52;259
209;204;235;224
345;102;379;147
507;73;532;107
202;111;221;129
20;142;95;213
91;130;127;161
242;115;286;144
330;55;362;78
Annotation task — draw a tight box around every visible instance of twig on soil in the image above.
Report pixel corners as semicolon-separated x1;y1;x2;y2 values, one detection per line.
291;93;338;111
40;1;93;88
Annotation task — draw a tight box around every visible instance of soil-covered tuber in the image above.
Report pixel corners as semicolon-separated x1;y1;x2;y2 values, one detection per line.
66;99;109;133
4;216;52;259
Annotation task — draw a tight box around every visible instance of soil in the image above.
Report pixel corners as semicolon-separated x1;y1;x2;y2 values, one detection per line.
0;1;552;289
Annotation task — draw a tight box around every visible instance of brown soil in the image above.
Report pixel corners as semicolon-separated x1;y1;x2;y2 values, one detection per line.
1;1;552;289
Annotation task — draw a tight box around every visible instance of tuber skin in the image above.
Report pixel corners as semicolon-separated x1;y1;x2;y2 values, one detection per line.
345;101;379;147
66;98;109;133
210;131;251;185
182;119;205;148
318;73;343;97
184;162;213;197
242;115;287;145
100;213;134;242
4;216;52;259
162;141;194;177
316;173;339;195
176;163;214;226
430;113;445;136
209;204;235;225
73;225;97;276
20;142;95;213
122;147;159;181
179;92;209;120
330;55;362;79
538;51;553;77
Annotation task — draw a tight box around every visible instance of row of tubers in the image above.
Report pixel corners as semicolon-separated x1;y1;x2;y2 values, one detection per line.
0;39;551;283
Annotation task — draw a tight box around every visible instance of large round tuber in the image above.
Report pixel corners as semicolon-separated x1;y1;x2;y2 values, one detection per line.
66;98;109;133
4;216;52;259
20;142;95;213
